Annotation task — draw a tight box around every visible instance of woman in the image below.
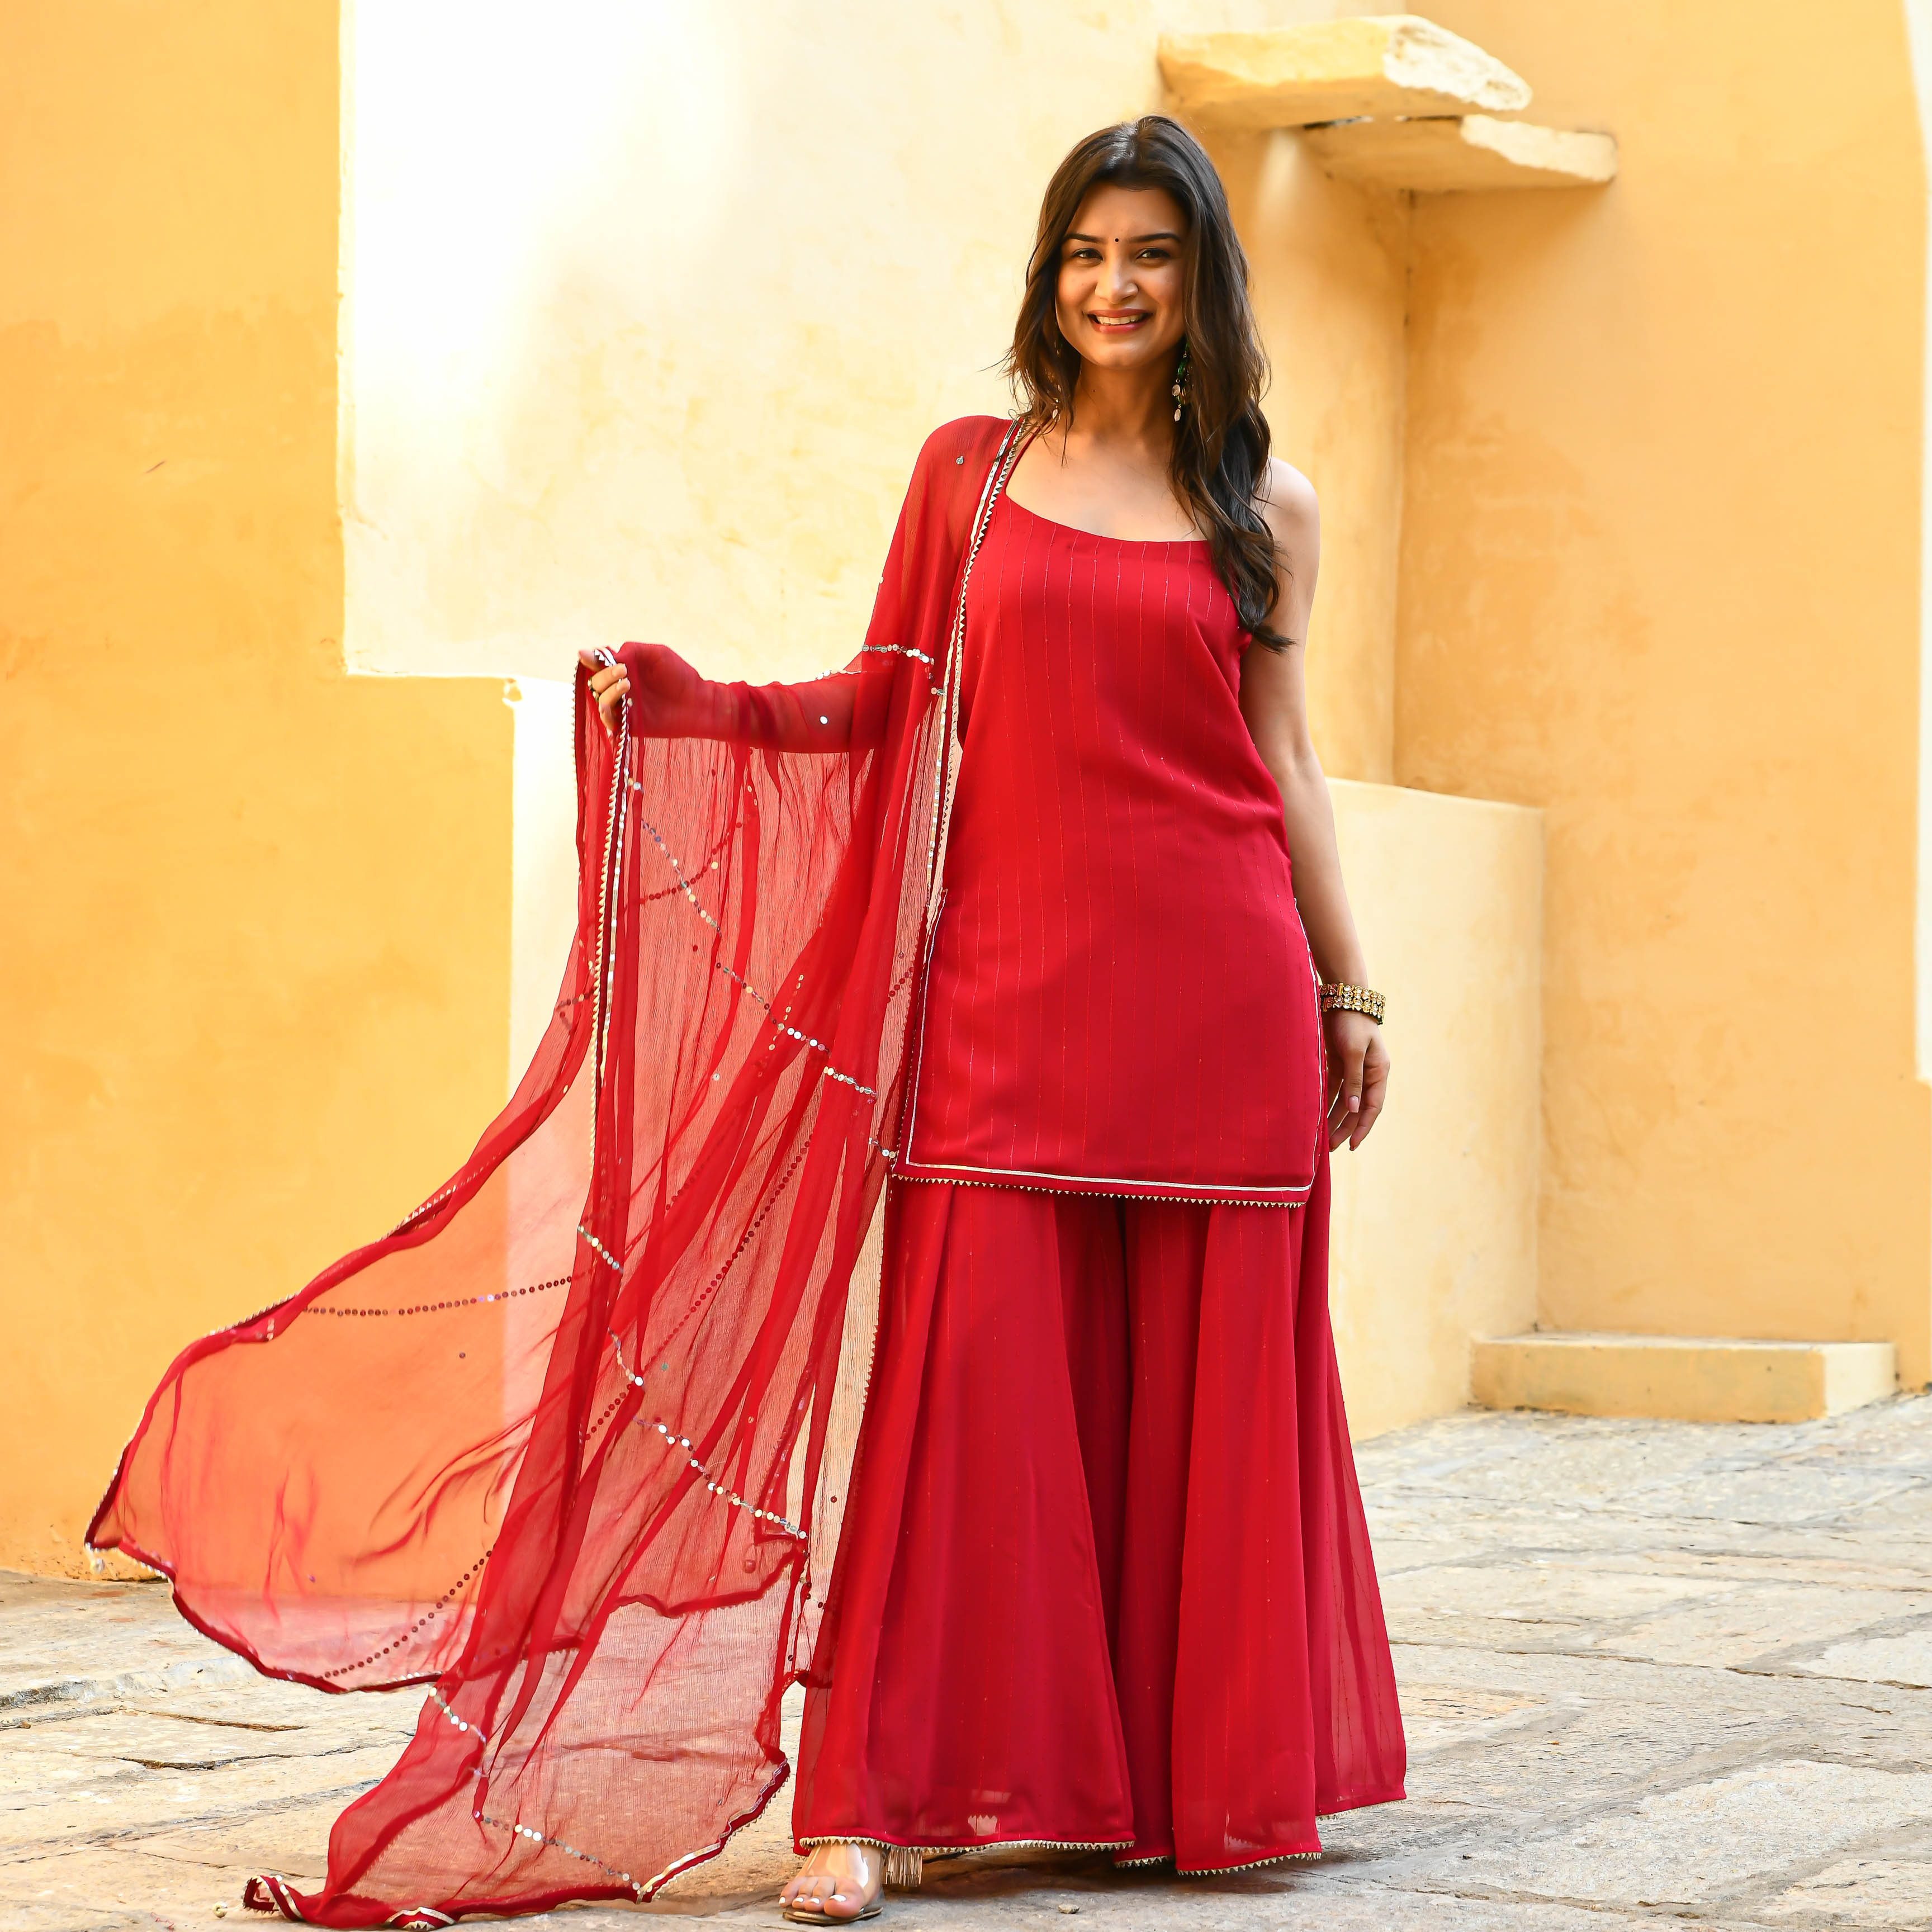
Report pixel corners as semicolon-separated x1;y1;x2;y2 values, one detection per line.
590;117;1403;1925
90;117;1401;1930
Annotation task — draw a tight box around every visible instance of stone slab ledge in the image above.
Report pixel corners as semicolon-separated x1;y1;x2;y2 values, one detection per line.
1472;1332;1898;1423
1160;16;1532;129
1305;114;1618;192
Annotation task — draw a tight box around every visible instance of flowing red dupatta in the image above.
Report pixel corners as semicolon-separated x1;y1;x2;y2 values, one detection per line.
88;414;1026;1927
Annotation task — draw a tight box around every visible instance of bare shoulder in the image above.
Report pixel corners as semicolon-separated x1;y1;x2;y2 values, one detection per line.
1255;457;1319;551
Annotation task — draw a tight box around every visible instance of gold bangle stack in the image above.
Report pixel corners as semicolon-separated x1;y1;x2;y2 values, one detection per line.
1320;982;1386;1024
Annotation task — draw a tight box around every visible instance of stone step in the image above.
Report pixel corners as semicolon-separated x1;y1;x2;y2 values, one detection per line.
1471;1333;1898;1424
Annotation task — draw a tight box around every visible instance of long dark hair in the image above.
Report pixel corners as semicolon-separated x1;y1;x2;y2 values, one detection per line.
1006;116;1288;650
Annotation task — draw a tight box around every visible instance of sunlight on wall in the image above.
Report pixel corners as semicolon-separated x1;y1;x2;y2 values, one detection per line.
506;678;580;1082
339;0;1390;689
343;0;1427;1135
344;0;1101;684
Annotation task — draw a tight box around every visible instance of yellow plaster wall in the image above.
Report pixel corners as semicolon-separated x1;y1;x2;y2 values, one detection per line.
1328;782;1543;1437
0;0;1561;1584
13;0;1910;1518
1211;127;1410;781
0;3;514;1576
1392;1;1932;1380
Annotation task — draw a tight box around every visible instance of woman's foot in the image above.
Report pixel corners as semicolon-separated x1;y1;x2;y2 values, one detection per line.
779;1841;882;1921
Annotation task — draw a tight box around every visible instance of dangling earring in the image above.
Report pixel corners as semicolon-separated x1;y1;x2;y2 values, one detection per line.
1171;337;1191;423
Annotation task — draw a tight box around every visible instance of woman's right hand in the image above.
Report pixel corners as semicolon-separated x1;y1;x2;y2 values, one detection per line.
579;643;714;740
578;648;631;738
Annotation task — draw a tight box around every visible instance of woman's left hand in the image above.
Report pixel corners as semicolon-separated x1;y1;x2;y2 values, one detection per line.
1325;1011;1389;1152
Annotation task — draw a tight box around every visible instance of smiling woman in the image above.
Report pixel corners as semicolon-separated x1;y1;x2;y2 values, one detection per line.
92;114;1403;1932
769;117;1404;1923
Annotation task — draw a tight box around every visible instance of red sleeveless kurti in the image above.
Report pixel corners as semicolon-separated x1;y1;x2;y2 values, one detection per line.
795;485;1405;1871
898;494;1325;1200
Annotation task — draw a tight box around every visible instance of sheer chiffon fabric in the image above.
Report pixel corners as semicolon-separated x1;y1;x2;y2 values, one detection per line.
91;418;1022;1926
794;1167;1405;1872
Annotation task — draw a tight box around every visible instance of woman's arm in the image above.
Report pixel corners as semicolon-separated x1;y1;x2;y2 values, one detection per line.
580;425;975;749
1237;460;1389;1152
579;643;862;752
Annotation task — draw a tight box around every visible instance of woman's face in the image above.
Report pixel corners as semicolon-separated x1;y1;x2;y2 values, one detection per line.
1053;183;1190;378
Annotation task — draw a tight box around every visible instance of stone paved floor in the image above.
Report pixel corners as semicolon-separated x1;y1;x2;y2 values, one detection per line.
8;1398;1932;1930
